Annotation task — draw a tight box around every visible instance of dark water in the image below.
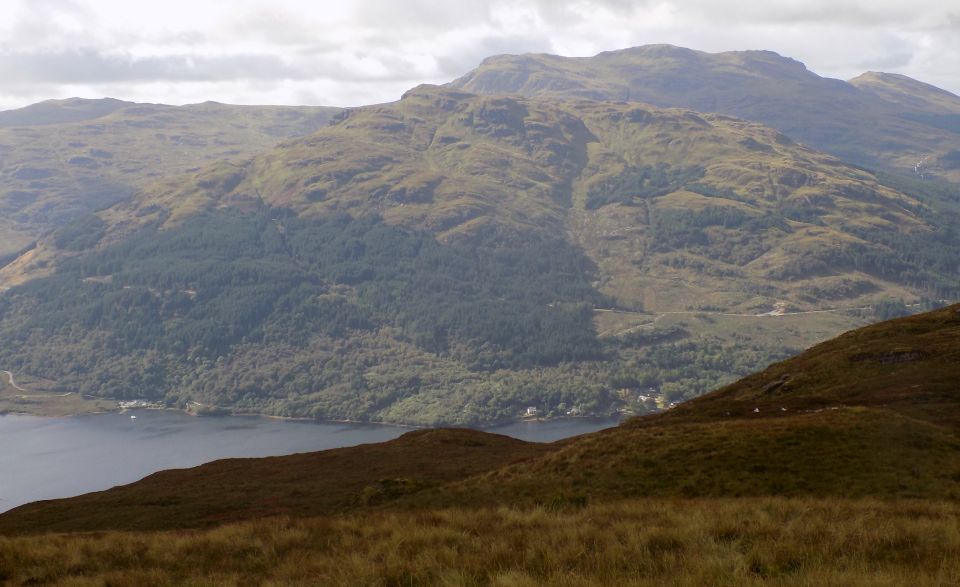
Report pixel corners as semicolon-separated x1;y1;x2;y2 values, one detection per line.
0;410;618;513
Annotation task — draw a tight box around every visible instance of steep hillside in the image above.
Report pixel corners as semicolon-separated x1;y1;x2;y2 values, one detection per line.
449;45;960;183
0;98;340;260
0;86;954;424
1;305;958;537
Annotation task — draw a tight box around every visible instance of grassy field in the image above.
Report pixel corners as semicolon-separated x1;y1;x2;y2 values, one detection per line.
0;372;113;417
2;498;957;586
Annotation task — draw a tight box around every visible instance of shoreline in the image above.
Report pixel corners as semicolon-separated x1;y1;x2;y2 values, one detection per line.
1;402;624;430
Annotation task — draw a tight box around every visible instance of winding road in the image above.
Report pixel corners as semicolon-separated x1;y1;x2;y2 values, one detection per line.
2;370;26;392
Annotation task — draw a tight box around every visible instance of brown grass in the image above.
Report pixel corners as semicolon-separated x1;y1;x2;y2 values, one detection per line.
2;498;957;586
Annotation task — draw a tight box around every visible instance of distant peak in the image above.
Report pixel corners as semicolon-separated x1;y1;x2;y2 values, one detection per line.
400;84;475;104
851;71;958;95
598;44;699;58
41;97;129;106
0;97;133;127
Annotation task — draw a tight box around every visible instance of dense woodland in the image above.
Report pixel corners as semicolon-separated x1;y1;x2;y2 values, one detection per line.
0;205;801;423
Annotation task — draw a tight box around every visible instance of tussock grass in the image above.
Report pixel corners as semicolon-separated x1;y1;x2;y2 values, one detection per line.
2;498;958;585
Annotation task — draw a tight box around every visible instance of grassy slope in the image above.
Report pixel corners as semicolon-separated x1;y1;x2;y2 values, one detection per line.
0;371;113;416
2;499;958;586
3;305;958;536
0;98;339;261
449;44;960;183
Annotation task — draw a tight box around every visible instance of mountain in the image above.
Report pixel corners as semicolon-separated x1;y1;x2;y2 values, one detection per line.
0;85;955;425
0;98;340;261
449;45;960;183
1;304;957;536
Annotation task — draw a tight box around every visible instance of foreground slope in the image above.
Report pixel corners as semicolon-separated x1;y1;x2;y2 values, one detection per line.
2;86;955;423
0;98;339;261
450;44;960;183
2;305;958;536
3;500;958;585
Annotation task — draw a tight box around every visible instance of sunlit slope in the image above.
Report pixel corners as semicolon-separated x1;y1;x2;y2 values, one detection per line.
672;303;960;426
0;98;340;259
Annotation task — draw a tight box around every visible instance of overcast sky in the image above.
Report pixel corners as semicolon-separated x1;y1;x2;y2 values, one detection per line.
1;0;958;110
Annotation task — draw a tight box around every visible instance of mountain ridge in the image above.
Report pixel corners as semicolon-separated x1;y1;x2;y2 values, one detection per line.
449;44;960;183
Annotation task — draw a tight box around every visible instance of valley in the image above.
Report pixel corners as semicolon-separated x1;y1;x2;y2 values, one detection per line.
2;3;959;582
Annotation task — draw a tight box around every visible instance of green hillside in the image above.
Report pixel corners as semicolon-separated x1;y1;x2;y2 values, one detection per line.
0;98;340;261
0;86;955;424
449;44;960;183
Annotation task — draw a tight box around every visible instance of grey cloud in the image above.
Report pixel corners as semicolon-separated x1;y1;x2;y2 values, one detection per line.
0;46;437;87
0;50;302;84
305;50;433;82
353;0;494;30
227;8;339;47
851;46;914;72
6;0;95;48
941;12;960;30
675;0;952;28
530;0;648;25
